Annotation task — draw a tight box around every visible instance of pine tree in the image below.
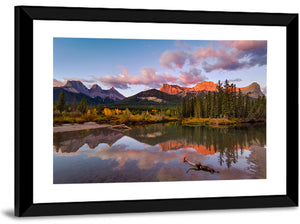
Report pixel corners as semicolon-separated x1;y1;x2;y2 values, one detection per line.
190;98;195;117
181;98;187;118
221;95;227;118
210;92;215;118
186;99;191;117
237;89;244;118
77;97;87;114
244;94;250;118
224;79;229;89
204;92;211;118
57;91;65;113
231;84;237;118
228;84;235;118
176;105;181;118
71;99;77;112
213;92;218;118
194;96;201;118
217;89;223;116
199;97;204;118
217;80;223;91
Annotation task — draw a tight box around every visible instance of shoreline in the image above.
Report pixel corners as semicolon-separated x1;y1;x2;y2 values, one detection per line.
181;118;266;127
53;118;265;133
53;122;111;133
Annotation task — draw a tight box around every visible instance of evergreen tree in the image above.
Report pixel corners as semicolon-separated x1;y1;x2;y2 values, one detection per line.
199;97;204;118
57;91;65;113
221;95;227;118
176;105;181;118
181;98;187;118
244;94;250;118
210;92;215;118
236;89;244;118
217;88;223;116
205;92;211;118
190;98;195;117
217;80;223;91
186;99;192;117
194;96;201;118
213;92;218;118
77;97;87;114
228;84;235;118
71;99;77;112
224;79;229;89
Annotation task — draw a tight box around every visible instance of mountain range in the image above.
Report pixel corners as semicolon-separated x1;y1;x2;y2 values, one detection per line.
53;80;264;107
54;80;125;105
160;81;264;99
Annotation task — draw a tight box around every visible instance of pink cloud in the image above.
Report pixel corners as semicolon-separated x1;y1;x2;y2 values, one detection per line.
95;67;179;89
194;40;267;72
225;40;267;51
179;68;208;86
158;40;266;74
95;66;209;89
201;58;244;73
93;68;133;89
159;50;190;69
194;45;224;59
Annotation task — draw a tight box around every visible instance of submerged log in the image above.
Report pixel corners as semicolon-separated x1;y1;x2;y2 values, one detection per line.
183;157;219;174
109;124;131;131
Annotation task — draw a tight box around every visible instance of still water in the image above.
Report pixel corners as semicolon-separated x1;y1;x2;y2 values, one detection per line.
53;123;266;184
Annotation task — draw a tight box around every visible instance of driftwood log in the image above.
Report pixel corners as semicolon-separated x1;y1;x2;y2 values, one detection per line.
109;124;131;131
183;157;219;174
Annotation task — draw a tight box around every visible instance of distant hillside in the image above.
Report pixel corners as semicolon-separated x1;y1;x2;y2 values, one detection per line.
53;88;115;105
110;89;182;108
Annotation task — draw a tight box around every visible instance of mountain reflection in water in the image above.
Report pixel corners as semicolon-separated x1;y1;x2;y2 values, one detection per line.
53;123;266;184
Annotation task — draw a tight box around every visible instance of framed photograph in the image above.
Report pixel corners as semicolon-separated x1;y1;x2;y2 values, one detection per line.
15;6;298;216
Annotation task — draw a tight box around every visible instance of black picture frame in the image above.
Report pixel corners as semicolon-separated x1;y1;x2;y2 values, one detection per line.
15;6;298;217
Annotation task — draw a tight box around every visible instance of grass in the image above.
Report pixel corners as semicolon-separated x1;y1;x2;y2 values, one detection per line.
54;114;265;127
53;109;265;127
53;113;179;126
182;118;243;127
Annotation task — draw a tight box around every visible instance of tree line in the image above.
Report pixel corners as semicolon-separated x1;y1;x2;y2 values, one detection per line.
55;91;102;114
180;80;266;120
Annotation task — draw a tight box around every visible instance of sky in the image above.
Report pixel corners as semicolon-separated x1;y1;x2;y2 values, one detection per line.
53;38;267;97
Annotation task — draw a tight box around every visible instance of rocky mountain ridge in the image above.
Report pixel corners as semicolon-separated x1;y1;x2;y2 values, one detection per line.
160;81;264;98
59;80;125;101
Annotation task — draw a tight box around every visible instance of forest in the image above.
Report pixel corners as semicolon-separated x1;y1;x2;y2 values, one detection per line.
180;80;266;120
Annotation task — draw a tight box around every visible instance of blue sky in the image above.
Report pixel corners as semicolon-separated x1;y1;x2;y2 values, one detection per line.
53;38;267;97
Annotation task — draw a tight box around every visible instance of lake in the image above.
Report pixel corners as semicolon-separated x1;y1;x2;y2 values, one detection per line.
53;122;266;184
